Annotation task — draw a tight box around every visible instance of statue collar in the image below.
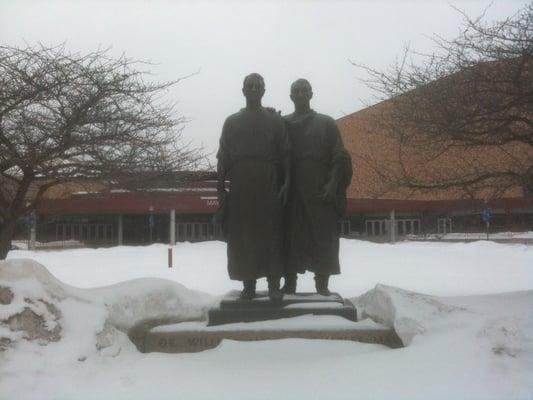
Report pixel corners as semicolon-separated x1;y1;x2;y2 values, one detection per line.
286;110;316;125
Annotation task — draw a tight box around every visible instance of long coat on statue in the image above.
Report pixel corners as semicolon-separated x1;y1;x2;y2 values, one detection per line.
283;110;352;276
216;107;290;281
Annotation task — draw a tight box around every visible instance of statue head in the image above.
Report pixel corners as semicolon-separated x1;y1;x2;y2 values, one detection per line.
290;79;313;107
242;73;265;103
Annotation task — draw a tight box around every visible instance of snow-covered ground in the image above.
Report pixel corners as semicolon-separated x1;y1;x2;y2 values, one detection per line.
7;239;533;296
408;231;533;241
1;239;533;400
11;239;84;250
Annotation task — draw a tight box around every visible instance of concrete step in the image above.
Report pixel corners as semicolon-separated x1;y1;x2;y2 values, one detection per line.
129;315;404;353
209;291;357;326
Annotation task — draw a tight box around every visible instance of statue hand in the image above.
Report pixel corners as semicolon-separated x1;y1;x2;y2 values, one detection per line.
321;181;337;203
278;183;289;207
217;189;228;206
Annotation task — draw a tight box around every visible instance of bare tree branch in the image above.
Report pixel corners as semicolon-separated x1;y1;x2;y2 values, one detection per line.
0;44;208;259
351;4;533;198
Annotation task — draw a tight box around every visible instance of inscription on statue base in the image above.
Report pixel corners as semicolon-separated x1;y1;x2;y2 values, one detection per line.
128;292;404;353
142;327;403;353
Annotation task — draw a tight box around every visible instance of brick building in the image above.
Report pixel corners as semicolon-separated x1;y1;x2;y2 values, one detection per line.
18;85;533;245
337;99;533;238
29;178;222;246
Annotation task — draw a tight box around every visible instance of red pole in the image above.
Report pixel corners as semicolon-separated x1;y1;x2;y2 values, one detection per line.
168;248;173;269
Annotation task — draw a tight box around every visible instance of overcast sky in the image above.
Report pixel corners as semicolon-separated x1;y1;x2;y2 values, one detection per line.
0;0;526;160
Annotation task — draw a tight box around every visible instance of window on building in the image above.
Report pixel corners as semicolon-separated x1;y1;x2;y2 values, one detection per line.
437;218;452;234
365;218;421;236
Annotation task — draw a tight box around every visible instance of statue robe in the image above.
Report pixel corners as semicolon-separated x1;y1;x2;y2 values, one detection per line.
217;107;289;281
283;111;352;276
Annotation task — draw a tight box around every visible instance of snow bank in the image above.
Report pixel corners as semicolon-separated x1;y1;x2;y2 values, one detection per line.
1;256;532;399
354;284;533;360
0;259;70;349
90;278;214;331
0;259;214;356
354;284;470;345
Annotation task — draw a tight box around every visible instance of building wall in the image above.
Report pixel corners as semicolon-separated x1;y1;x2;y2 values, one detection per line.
336;101;529;201
35;213;223;245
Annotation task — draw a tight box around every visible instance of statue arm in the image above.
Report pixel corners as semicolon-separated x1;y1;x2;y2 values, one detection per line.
217;158;228;205
278;117;291;206
278;152;291;206
322;118;351;202
216;118;232;205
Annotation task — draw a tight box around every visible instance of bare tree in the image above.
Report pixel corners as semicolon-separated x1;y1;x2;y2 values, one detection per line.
0;44;206;259
353;4;533;199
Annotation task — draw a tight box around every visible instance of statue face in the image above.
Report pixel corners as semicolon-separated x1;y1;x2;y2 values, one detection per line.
290;81;313;107
242;75;265;102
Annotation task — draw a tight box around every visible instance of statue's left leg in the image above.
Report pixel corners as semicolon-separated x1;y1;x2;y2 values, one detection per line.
267;276;284;301
240;280;256;300
314;274;331;296
282;273;297;294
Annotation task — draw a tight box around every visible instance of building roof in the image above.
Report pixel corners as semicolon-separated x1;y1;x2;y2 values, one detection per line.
38;188;533;216
39;187;219;215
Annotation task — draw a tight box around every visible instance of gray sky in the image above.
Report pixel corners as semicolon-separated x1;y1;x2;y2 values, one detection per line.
0;0;526;160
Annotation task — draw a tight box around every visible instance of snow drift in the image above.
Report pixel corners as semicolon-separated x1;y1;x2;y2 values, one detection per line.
354;284;468;345
354;283;533;361
0;259;213;355
1;249;533;399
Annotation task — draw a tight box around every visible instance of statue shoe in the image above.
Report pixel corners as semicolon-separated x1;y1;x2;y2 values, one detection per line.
282;274;297;294
314;274;331;296
240;280;256;300
268;278;284;302
268;287;284;301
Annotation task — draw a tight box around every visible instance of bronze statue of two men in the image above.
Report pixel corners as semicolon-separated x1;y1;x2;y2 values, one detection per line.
216;73;352;301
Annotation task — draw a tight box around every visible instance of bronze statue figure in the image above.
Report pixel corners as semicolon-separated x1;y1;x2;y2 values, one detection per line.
216;73;290;301
282;79;353;295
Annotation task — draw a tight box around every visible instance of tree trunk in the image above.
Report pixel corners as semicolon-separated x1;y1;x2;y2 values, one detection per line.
0;219;15;260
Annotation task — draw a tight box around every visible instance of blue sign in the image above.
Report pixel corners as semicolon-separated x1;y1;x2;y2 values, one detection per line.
24;212;36;228
148;214;155;228
481;207;491;224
